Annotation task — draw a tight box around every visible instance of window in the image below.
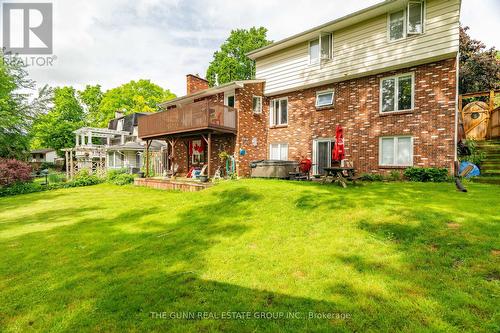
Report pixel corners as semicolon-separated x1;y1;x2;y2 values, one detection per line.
388;1;424;41
389;10;405;40
309;33;332;63
252;96;262;114
316;90;334;107
116;119;124;131
380;73;414;113
270;98;288;126
309;39;319;63
407;1;424;34
269;143;288;160
379;136;413;166
224;91;235;107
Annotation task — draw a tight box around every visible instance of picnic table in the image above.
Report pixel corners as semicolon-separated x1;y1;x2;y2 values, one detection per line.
322;167;357;188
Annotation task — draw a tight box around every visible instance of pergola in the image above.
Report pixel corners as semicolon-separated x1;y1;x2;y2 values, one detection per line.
73;127;130;147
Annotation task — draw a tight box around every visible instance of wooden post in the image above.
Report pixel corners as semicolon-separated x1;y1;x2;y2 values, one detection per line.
489;90;495;140
145;140;150;178
207;133;212;177
69;150;74;180
65;151;69;180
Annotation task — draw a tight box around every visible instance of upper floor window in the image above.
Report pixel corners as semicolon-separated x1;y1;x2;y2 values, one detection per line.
316;90;334;108
309;33;332;64
117;119;124;131
389;1;424;41
270;98;288;126
380;73;414;113
252;96;262;114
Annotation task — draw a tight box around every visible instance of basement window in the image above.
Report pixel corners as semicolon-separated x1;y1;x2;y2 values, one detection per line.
379;136;413;166
316;90;334;107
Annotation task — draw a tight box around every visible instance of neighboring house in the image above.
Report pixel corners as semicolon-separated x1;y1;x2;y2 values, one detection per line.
66;112;165;175
139;0;460;177
30;149;57;163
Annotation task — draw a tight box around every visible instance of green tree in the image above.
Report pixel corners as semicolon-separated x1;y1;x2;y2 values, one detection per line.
459;26;500;94
98;80;176;127
31;87;85;155
0;53;38;159
206;27;272;87
78;85;103;127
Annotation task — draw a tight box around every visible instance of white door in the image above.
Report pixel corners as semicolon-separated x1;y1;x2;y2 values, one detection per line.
313;139;332;175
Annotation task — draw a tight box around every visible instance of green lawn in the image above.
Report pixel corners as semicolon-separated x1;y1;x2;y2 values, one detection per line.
0;180;499;332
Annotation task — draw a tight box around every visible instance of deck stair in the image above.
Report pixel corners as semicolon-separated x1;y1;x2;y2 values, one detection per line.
474;140;500;185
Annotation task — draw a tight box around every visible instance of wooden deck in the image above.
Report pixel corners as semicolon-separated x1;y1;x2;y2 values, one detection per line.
134;177;213;192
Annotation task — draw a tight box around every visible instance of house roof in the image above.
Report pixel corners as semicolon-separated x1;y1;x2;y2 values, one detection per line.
31;148;54;154
159;80;265;107
246;0;402;60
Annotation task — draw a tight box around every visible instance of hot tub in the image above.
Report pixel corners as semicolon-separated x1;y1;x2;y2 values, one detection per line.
250;160;299;179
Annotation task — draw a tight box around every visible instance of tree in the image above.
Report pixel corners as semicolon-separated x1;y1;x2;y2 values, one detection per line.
459;26;500;94
78;85;103;127
31;87;85;156
206;27;272;87
97;80;176;127
0;52;37;159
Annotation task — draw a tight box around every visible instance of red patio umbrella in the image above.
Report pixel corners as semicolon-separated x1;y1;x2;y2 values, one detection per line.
333;125;345;161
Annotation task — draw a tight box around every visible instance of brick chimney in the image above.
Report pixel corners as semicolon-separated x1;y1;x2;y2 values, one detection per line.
186;74;209;95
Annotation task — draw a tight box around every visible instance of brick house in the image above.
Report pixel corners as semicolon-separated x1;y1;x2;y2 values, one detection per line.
139;0;460;177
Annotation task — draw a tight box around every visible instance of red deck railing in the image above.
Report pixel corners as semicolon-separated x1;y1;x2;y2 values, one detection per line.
138;100;237;139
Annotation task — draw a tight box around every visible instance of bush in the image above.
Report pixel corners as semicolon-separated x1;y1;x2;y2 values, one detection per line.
403;167;449;182
72;169;102;186
40;161;56;170
360;173;384;181
48;172;66;183
0;159;33;187
106;168;128;182
388;170;402;181
110;173;136;185
459;139;486;166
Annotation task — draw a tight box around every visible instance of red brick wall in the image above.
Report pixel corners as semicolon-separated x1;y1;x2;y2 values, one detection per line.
264;58;457;174
186;74;209;95
234;82;268;176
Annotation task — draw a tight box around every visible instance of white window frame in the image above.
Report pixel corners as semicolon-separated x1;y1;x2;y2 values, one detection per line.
269;143;288;161
312;138;334;174
387;1;425;42
309;32;333;64
379;72;415;114
378;136;414;167
224;91;235;107
270;97;288;127
315;89;334;108
407;1;425;35
252;96;263;114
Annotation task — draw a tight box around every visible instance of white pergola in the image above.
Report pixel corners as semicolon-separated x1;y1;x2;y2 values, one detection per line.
73;127;130;147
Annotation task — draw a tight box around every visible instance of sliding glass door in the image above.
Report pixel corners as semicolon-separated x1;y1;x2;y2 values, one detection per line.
313;139;332;175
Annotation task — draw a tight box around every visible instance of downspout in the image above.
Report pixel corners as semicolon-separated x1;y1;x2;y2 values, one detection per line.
454;52;460;172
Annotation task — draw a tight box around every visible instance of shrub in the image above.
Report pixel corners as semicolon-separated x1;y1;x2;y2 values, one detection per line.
110;173;136;185
403;167;449;182
48;172;66;183
360;173;384;181
106;168;128;182
388;170;402;181
0;182;43;196
72;169;103;186
0;159;33;187
459;139;486;166
40;162;56;170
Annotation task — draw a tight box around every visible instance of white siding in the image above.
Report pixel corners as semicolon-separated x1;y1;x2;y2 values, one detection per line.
255;0;460;95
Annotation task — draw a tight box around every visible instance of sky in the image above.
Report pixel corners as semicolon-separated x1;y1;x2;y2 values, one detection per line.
2;0;499;97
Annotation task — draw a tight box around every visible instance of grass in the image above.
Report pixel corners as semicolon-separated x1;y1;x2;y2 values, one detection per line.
0;180;499;332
